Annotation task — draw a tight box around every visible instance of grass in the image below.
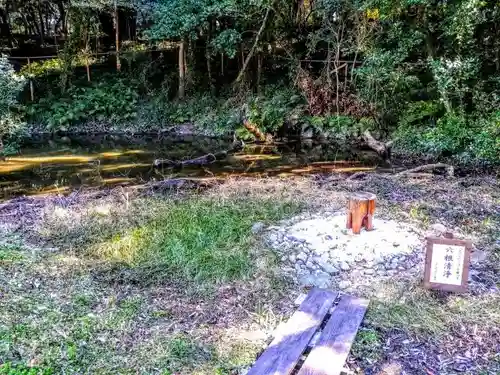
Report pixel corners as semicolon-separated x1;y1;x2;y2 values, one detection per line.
365;280;500;337
88;197;301;284
0;190;303;374
351;327;383;365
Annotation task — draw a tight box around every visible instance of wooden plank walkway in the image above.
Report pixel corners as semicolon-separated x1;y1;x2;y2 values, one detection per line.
247;289;339;375
247;289;369;375
298;295;369;375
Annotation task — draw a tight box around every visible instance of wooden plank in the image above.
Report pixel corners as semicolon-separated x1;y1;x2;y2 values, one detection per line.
247;288;338;375
297;295;369;375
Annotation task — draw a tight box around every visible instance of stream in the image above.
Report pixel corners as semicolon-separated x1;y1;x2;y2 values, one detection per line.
0;134;382;200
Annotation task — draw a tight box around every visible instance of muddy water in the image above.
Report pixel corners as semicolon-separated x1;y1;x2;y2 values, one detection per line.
0;134;380;199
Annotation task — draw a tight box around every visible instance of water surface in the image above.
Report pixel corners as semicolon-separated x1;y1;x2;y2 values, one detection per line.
0;134;379;199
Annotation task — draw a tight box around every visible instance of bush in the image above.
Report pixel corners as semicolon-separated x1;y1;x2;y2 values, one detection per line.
469;113;500;163
25;77;138;130
0;56;26;145
395;111;500;164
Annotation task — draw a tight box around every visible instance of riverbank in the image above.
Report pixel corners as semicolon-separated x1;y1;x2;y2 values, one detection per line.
0;172;499;374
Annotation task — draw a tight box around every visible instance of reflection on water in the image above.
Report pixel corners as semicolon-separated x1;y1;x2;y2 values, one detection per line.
0;134;380;199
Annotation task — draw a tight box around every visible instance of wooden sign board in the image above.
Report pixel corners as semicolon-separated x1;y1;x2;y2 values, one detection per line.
424;237;472;292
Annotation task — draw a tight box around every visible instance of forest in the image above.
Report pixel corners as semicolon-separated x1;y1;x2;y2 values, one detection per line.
0;0;498;164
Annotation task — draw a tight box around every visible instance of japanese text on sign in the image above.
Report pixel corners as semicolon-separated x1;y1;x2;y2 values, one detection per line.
429;244;465;286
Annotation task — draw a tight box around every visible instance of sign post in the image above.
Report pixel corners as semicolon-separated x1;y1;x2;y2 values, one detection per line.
424;237;472;292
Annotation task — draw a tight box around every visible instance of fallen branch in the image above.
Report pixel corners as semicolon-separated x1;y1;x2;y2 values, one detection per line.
153;142;243;168
397;163;454;177
347;171;368;181
146;177;219;190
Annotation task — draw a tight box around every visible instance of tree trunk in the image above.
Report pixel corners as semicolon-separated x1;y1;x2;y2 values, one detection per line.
178;40;186;99
257;53;262;92
206;22;213;93
234;3;273;85
38;5;45;45
0;9;13;48
114;0;121;71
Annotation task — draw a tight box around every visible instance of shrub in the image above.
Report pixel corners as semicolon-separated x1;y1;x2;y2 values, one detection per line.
469;113;500;163
25;77;138;130
246;86;305;133
395;111;500;164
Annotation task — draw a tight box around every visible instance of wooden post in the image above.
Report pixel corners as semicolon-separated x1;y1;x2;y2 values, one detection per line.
27;57;34;101
346;192;376;234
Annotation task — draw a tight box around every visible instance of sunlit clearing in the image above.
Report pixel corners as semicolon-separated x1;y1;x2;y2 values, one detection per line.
301;345;344;373
320;166;375;172
92;203;114;216
311;160;362;165
98;149;147;158
92;229;145;264
0;162;34;174
291;166;315;173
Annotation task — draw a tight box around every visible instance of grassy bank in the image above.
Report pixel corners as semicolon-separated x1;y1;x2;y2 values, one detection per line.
1;175;499;374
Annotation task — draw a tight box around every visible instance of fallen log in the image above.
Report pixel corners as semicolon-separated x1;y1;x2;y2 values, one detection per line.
153;141;243;168
243;120;268;142
362;130;392;160
397;163;454;177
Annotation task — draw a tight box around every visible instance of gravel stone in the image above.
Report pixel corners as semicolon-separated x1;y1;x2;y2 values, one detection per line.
338;280;351;289
296;252;308;262
339;261;351;271
321;263;339;275
251;222;265;234
266;211;424;285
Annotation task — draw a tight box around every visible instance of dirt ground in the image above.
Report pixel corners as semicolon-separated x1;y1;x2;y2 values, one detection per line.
0;171;498;374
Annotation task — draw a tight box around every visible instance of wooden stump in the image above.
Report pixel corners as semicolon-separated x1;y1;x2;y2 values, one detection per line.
346;192;376;234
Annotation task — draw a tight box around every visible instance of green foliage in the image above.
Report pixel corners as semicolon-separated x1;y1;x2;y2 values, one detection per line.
351;328;383;364
19;55;100;78
396;111;500;163
210;29;242;58
26;78;138;129
399;101;443;128
246;87;304;133
306;115;360;141
0;363;54;375
429;57;479;113
469;113;500;163
355;50;421;123
0;57;26;140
